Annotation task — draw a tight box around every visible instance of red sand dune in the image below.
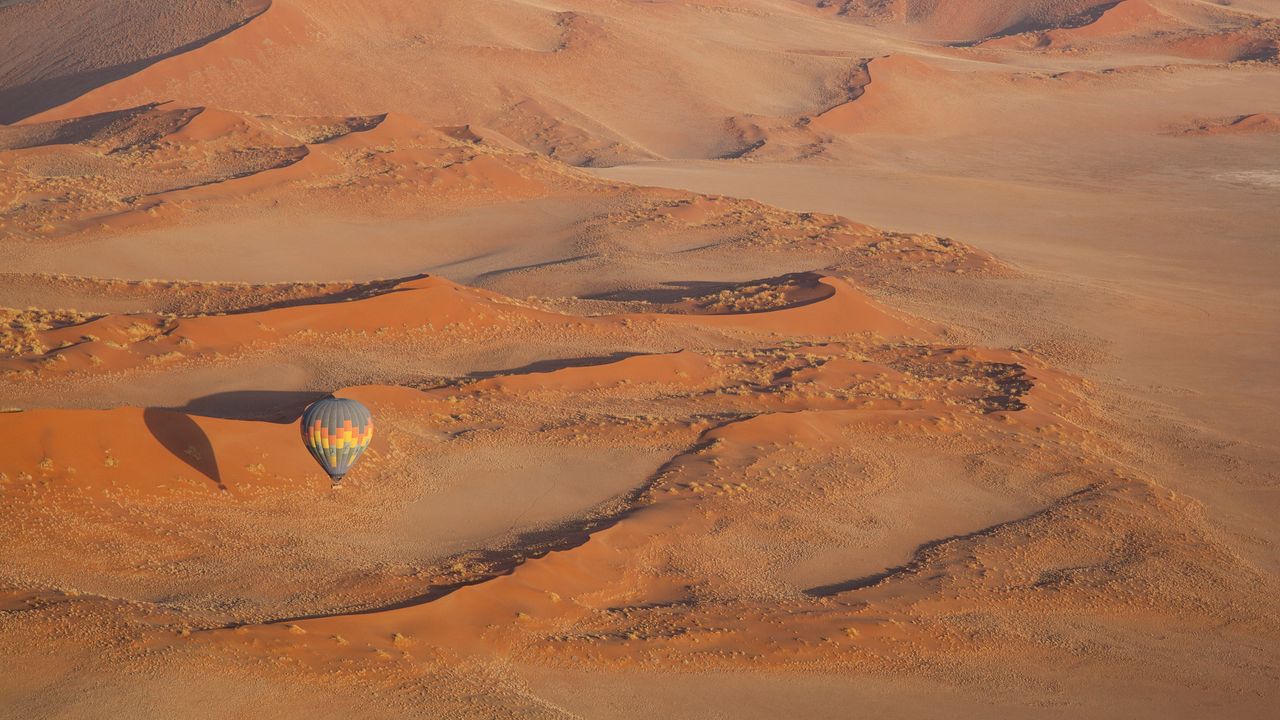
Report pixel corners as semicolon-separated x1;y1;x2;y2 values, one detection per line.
1184;112;1280;135
807;0;1124;41
2;0;1278;718
0;274;930;378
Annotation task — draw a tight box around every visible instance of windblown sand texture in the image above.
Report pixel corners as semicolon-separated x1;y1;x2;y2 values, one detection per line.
2;1;1278;718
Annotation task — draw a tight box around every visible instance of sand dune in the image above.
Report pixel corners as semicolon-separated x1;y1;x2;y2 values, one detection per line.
976;0;1279;60
809;0;1122;41
1177;111;1280;134
0;0;268;123
2;0;1278;718
0;273;931;379
4;0;1273;166
10;0;896;163
7;268;1269;715
0;103;590;243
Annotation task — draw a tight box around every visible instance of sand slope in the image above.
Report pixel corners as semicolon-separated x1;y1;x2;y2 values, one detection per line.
2;0;1278;718
5;268;1273;718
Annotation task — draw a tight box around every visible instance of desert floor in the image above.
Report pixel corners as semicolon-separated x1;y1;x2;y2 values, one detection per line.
2;1;1278;718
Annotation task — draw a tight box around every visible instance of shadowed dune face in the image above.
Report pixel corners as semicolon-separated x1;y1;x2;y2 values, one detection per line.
2;0;1279;718
0;0;269;123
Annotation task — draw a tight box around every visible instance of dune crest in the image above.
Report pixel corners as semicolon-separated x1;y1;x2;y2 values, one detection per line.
0;273;933;379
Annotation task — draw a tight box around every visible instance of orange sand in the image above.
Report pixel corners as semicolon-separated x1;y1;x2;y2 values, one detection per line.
2;1;1278;718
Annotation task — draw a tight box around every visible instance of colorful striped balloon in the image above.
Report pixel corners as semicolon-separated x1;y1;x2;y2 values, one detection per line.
300;397;373;484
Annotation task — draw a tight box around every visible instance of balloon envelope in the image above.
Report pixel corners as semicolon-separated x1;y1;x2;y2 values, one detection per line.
301;397;373;483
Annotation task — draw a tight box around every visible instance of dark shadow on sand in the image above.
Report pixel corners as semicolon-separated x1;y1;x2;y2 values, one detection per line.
466;352;646;380
0;3;271;123
166;390;328;423
142;408;224;491
584;280;739;304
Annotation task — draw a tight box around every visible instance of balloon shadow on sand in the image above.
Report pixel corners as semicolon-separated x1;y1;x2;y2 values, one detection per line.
166;390;329;423
143;408;225;492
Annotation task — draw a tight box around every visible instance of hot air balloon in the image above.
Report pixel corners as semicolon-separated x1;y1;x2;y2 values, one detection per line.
301;397;373;485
